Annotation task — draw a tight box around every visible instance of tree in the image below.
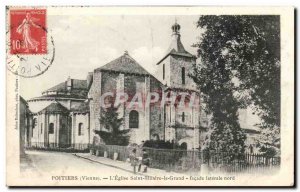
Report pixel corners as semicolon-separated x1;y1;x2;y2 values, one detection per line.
192;16;280;152
94;106;130;146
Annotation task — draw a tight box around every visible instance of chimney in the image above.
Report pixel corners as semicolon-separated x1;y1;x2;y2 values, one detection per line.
67;76;72;91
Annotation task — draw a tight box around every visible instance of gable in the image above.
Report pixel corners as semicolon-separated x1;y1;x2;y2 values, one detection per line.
95;52;150;76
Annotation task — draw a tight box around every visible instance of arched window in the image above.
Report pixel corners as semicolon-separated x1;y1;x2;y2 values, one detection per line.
182;112;185;122
129;110;139;128
180;142;187;150
181;67;185;85
78;123;83;136
49;123;54;134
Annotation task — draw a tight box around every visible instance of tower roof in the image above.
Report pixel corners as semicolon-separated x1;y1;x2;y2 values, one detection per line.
37;78;88;100
71;102;90;113
157;22;194;65
37;102;69;114
95;51;151;76
45;79;87;92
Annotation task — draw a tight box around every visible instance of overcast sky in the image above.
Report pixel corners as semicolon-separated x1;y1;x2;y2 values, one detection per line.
18;14;261;128
20;15;201;100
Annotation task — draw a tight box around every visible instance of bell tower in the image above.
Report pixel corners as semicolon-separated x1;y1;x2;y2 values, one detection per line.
155;21;200;150
156;21;196;90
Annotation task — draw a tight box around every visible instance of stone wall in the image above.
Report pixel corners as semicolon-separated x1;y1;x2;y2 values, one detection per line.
48;114;60;145
177;128;200;150
155;56;171;85
169;55;197;90
89;70;102;134
149;77;164;140
123;74;151;144
31;113;71;147
72;113;90;144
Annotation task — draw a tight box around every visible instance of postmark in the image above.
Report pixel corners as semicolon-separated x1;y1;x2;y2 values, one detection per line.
6;8;55;78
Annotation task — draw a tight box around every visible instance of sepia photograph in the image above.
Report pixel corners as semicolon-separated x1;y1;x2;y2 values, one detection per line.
5;6;294;187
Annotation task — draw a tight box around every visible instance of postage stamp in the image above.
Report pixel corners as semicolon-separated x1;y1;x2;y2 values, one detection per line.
6;6;294;187
10;9;47;55
6;8;54;78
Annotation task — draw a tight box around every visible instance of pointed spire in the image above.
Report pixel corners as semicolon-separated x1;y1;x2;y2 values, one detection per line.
156;20;194;65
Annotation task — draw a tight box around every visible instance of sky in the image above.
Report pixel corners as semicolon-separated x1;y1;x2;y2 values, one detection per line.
18;13;261;128
19;15;201;100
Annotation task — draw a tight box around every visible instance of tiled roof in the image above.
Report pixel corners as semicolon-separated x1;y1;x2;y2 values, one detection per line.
28;94;87;101
41;78;88;99
45;82;65;92
71;102;89;113
96;52;150;76
37;102;69;114
169;49;194;58
167;36;193;56
45;79;87;92
157;25;194;65
20;96;28;106
73;79;87;89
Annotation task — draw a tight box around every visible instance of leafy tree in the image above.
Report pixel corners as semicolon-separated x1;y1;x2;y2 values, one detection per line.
94;106;130;146
192;16;280;152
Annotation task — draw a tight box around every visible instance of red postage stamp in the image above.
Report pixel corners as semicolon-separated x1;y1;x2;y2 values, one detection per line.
10;9;47;54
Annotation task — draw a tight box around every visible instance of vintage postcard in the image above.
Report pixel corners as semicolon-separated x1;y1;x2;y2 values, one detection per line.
6;6;294;186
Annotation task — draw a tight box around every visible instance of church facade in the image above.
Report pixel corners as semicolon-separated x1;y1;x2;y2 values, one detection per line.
26;22;205;150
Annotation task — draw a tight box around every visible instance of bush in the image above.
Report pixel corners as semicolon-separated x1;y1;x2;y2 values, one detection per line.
143;140;186;150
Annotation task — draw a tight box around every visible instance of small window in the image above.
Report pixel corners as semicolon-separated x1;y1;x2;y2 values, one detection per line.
163;64;165;80
78;123;83;136
182;112;185;122
181;67;185;85
49;123;54;134
40;123;43;134
129;110;139;128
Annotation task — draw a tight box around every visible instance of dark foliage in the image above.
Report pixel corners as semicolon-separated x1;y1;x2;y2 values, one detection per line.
94;106;130;146
143;140;186;150
191;15;280;153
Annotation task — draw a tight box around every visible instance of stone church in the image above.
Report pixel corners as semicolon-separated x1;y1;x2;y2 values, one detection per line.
26;22;205;150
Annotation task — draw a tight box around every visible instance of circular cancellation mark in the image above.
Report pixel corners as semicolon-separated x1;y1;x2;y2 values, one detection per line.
6;9;55;78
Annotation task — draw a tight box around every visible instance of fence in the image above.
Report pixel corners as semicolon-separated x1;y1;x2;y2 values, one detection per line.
207;151;280;173
89;144;280;173
90;144;129;161
25;142;90;153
